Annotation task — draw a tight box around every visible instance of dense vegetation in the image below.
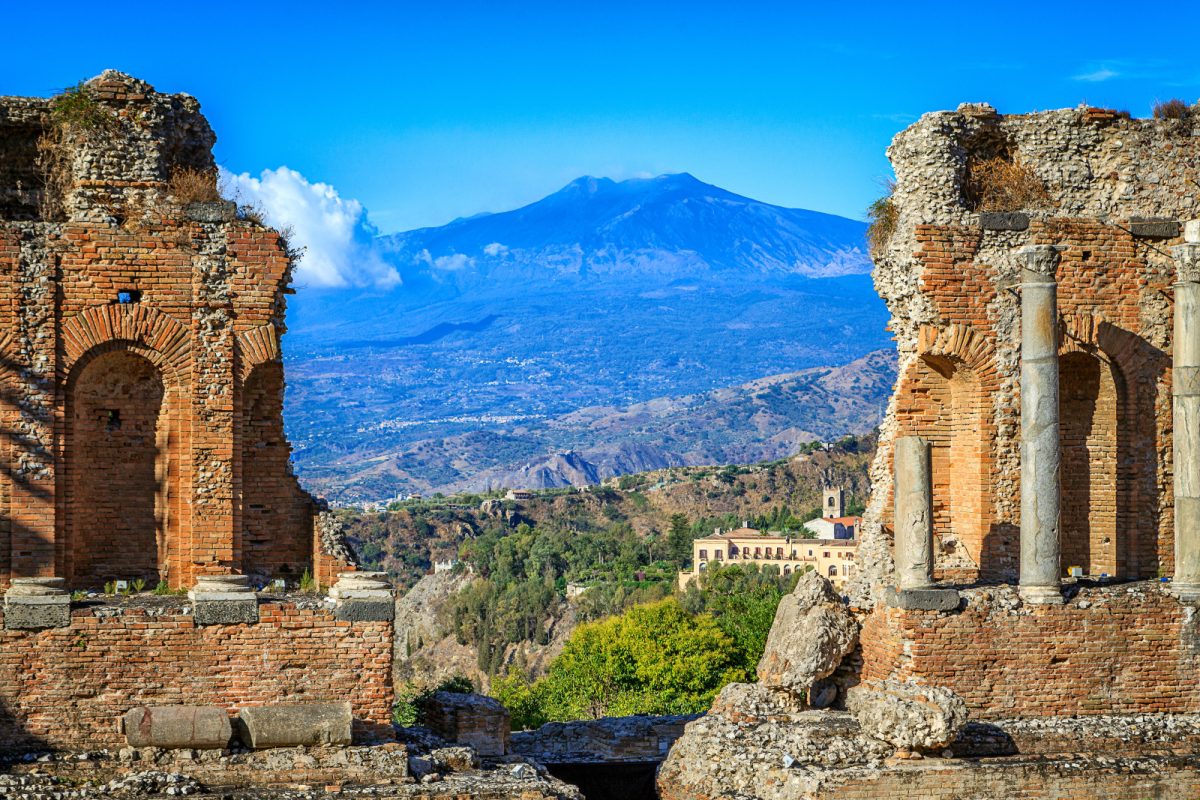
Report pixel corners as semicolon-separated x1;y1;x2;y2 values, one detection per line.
493;563;801;729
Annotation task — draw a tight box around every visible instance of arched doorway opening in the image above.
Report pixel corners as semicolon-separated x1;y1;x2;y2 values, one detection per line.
64;349;172;588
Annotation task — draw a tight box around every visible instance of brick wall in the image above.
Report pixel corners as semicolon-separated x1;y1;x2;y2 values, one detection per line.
860;585;1200;718
0;601;393;752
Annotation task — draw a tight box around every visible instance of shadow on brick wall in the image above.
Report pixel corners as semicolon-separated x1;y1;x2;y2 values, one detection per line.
0;698;50;758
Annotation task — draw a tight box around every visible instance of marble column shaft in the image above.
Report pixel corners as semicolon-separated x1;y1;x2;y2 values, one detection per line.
1019;245;1064;604
1174;237;1200;600
894;435;935;590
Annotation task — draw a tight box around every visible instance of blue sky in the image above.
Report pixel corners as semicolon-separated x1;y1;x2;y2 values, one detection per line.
5;1;1199;237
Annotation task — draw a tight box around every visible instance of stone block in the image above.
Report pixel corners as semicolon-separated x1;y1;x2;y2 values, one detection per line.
237;702;353;748
884;586;962;611
124;706;232;749
183;200;236;222
1186;219;1200;243
1129;217;1180;239
190;575;259;625
193;598;258;625
3;597;71;630
979;211;1029;231
334;598;395;622
4;578;71;630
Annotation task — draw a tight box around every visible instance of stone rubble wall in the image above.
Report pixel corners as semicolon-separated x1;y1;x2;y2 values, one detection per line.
0;601;393;753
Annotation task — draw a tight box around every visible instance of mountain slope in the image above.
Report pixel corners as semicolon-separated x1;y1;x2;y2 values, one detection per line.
297;349;895;500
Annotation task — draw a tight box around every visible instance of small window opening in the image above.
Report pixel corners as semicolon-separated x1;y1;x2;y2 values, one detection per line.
105;409;121;431
117;289;142;305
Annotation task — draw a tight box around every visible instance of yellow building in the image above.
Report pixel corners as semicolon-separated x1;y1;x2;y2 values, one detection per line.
677;526;858;590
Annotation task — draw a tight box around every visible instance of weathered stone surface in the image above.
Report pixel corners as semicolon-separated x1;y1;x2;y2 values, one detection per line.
237;702;353;748
4;578;71;630
430;746;478;772
847;680;968;751
192;598;258;625
1129;217;1180;239
883;586;962;611
334;598;395;622
510;713;697;764
757;572;858;694
979;211;1029;231
3;599;71;630
123;706;232;749
182;200;235;222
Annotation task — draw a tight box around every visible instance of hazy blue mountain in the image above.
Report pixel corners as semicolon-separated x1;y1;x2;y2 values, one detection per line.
374;173;871;292
283;174;890;503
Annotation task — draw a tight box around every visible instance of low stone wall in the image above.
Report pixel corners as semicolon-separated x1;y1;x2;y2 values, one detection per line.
511;714;698;764
0;600;392;752
819;754;1200;800
860;582;1200;718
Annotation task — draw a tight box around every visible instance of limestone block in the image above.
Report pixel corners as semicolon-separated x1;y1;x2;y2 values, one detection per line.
330;571;394;621
4;577;71;630
883;586;962;611
189;575;258;625
124;706;232;749
979;211;1029;231
1128;217;1180;239
237;702;353;748
756;572;858;695
847;680;968;752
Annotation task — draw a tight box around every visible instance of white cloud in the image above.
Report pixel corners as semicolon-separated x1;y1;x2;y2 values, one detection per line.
483;242;508;256
1073;67;1119;82
218;166;400;290
414;249;475;272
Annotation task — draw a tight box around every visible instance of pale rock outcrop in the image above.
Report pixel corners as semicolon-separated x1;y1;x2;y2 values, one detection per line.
756;573;858;696
847;680;968;752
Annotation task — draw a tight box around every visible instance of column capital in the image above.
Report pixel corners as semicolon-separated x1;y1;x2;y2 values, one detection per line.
1174;243;1200;285
1018;244;1064;280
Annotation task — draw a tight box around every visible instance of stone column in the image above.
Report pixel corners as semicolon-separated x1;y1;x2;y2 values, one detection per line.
885;436;960;611
894;436;935;590
1019;245;1064;605
1173;224;1200;601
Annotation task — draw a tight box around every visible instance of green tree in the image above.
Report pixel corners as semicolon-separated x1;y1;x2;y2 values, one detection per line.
535;597;745;720
668;514;692;567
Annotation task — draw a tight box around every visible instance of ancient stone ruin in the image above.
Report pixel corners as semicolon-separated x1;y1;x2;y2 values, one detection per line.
0;71;354;600
661;102;1200;798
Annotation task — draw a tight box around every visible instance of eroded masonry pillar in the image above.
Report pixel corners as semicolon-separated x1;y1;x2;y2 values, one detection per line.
1173;224;1200;601
885;436;960;610
894;436;935;589
1019;244;1064;605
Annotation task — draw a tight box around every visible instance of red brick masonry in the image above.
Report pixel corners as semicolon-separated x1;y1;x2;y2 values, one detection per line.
0;602;393;751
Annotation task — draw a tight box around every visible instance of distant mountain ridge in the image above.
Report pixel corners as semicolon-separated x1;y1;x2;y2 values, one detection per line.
374;173;870;295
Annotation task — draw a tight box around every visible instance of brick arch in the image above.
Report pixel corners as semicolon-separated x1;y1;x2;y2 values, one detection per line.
1059;313;1167;579
235;324;281;382
58;306;191;589
917;323;996;378
898;323;999;579
60;304;190;384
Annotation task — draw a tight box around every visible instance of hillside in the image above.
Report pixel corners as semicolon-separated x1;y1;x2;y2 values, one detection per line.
340;435;875;690
295;349;894;501
282;174;890;503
